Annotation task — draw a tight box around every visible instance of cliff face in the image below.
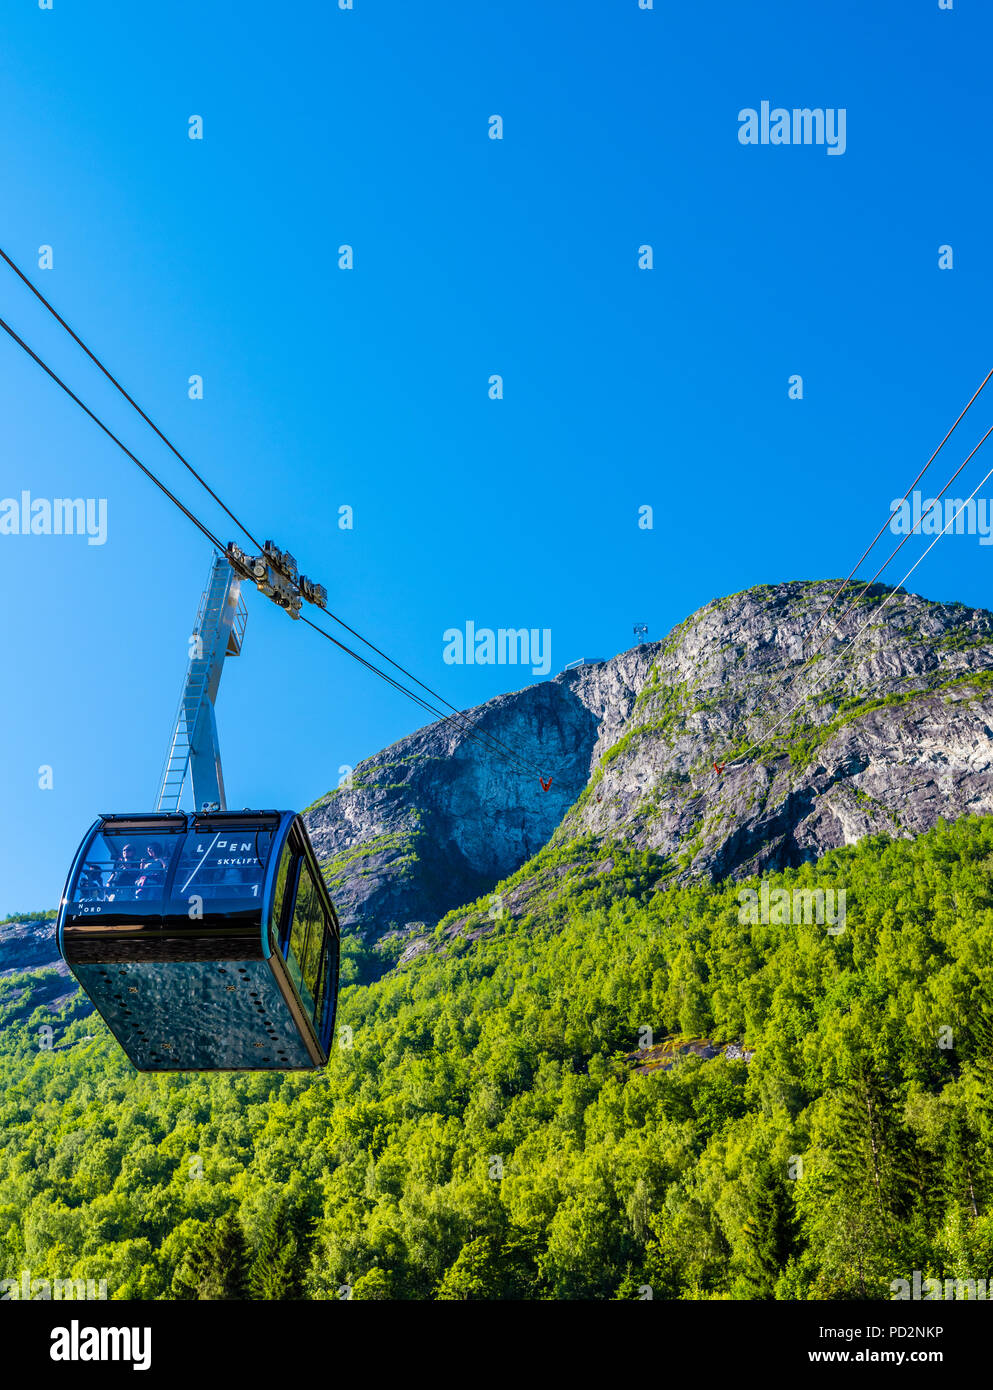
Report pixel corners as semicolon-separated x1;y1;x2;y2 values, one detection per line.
564;579;993;879
304;580;993;939
0;918;63;975
304;678;608;934
0;917;80;1012
8;579;991;963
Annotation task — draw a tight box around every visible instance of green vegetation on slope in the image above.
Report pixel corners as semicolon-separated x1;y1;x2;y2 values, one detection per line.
1;817;992;1299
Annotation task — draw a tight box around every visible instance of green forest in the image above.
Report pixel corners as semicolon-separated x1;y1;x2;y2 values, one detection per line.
1;815;992;1300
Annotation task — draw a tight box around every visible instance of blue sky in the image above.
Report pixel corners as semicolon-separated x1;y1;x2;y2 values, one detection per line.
2;0;991;912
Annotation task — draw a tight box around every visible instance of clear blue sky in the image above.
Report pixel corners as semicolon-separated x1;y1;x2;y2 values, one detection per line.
2;0;991;912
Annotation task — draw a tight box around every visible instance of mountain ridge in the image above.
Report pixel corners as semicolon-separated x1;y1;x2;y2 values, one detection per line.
6;578;993;978
303;578;993;946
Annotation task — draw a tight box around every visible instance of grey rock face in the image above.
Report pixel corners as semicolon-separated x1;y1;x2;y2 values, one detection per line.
0;918;64;976
304;678;607;934
569;581;993;882
304;580;993;938
0;917;82;1012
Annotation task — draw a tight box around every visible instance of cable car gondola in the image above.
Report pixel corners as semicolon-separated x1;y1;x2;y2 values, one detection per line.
57;549;342;1071
58;809;339;1070
3;245;550;1073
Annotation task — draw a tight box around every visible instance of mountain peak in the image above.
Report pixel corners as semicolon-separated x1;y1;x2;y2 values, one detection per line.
304;580;993;939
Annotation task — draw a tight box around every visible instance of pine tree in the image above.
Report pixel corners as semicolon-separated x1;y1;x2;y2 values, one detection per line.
171;1214;248;1300
738;1164;797;1299
170;1222;216;1301
944;1106;983;1221
247;1199;300;1300
831;1065;919;1235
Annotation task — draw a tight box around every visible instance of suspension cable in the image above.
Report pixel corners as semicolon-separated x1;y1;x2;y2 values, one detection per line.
0;250;550;780
0;312;547;779
728;440;993;766
0;245;264;552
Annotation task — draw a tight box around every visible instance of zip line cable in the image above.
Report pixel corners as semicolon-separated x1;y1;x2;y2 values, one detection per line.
0;313;546;779
306;606;545;773
301;618;535;776
0;250;547;780
299;617;542;778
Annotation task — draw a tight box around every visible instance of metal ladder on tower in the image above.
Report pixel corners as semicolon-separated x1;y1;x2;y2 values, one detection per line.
155;553;248;812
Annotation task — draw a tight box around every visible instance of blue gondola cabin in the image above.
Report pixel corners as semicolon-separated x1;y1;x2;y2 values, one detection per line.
57;810;340;1070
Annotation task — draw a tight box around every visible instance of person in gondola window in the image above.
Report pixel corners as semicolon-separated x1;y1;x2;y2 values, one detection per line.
141;842;167;873
77;863;105;899
136;842;168;900
107;843;140;896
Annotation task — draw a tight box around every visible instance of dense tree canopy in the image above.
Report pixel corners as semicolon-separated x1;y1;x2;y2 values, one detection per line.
1;816;991;1299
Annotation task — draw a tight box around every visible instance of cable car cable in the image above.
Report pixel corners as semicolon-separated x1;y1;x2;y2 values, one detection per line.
715;375;993;765
801;423;993;655
791;366;993;655
741;420;993;749
0;316;228;553
0;244;264;552
726;440;993;767
4;251;986;789
0;254;550;780
0;312;549;783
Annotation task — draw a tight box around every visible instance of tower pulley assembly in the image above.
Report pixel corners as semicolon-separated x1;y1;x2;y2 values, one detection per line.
226;540;327;619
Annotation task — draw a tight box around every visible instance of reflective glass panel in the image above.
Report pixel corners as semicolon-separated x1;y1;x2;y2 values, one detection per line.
269;840;294;949
70;827;185;904
286;862;325;1017
173;828;274;902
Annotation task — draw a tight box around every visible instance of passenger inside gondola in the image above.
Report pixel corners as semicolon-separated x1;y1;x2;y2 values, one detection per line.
77;863;105;899
107;843;141;896
136;842;168;899
78;831;185;903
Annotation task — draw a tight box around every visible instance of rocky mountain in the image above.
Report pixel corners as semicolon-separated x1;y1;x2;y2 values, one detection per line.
303;646;650;937
6;578;993;978
304;579;993;942
0;917;79;1012
0;917;62;975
